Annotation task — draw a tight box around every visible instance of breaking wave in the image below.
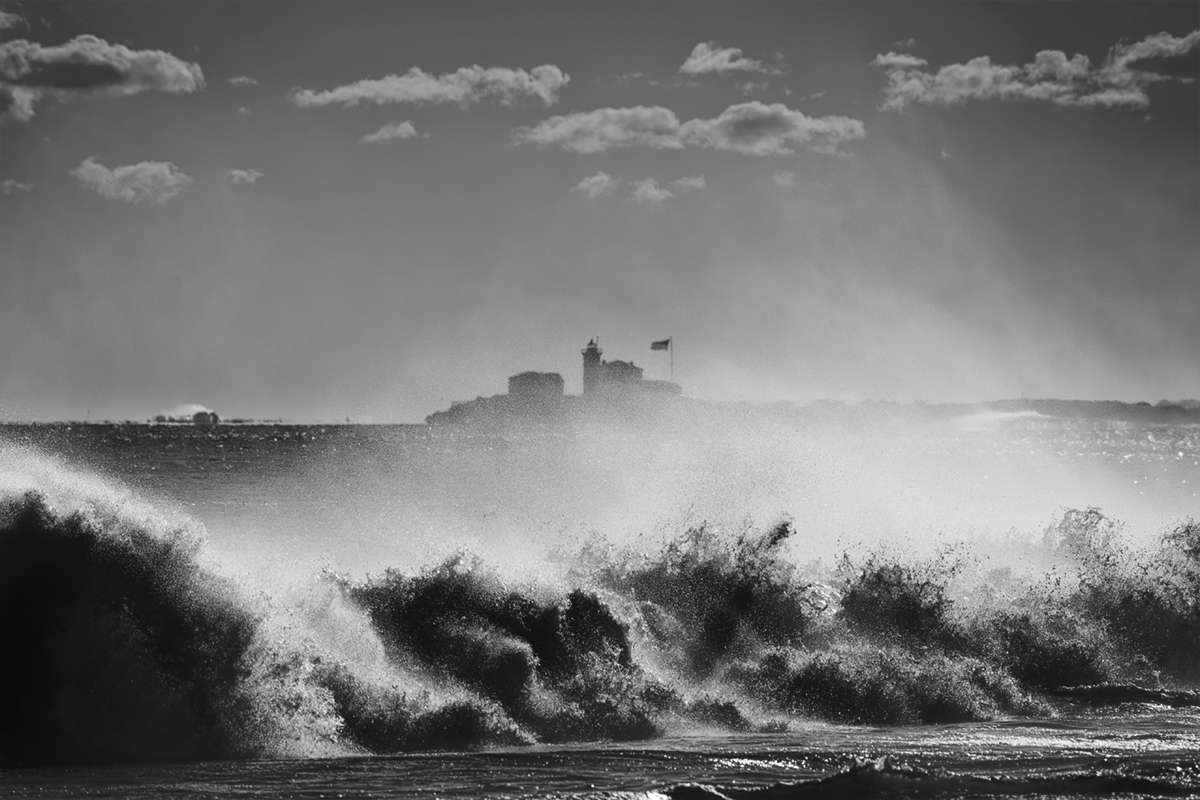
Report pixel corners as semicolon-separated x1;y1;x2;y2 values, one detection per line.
2;450;1198;766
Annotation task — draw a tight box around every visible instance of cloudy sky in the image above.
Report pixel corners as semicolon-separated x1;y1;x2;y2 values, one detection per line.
1;2;1197;422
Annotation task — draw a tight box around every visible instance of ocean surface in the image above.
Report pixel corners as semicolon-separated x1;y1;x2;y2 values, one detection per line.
2;411;1198;798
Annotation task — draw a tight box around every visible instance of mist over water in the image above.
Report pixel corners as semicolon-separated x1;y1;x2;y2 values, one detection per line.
177;409;1195;578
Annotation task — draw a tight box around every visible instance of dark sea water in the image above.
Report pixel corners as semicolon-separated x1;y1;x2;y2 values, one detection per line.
2;413;1198;798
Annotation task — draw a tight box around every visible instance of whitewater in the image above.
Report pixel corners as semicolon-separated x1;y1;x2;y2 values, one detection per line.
1;409;1198;799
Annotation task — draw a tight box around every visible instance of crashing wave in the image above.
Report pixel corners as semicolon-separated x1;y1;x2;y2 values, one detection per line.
2;452;1198;766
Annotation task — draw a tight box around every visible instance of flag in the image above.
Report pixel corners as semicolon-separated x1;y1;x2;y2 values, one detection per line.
651;338;670;351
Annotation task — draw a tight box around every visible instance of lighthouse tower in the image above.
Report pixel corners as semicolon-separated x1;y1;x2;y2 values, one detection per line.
582;338;603;394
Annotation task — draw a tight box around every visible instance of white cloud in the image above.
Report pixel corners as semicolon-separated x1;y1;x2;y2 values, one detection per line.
571;171;620;199
515;105;684;154
680;42;779;76
227;168;263;185
1069;86;1152;108
871;52;928;69
1117;29;1200;69
772;170;796;187
0;10;25;30
228;76;257;87
0;35;204;122
682;102;865;156
633;178;672;204
0;86;37;121
290;64;569;109
573;173;703;201
875;29;1200;111
646;76;703;90
1;178;33;193
361;120;422;143
738;80;770;95
514;102;865;156
71;157;192;204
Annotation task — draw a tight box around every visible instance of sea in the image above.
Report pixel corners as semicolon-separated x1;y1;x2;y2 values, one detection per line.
1;407;1198;799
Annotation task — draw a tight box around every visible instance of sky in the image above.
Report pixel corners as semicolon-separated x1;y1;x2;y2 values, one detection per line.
0;2;1197;423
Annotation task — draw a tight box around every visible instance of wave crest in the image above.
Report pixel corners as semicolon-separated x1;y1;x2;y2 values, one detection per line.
3;451;1198;766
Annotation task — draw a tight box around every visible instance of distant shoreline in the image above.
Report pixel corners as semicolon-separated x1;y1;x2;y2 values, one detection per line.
2;396;1197;428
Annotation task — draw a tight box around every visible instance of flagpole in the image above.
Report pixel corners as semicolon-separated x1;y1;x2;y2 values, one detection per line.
651;337;674;381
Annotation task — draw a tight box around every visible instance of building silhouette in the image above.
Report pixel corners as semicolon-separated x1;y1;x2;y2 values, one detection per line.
508;371;565;399
426;339;681;425
581;338;679;396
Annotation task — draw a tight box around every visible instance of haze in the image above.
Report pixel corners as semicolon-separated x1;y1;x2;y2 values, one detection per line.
1;2;1197;422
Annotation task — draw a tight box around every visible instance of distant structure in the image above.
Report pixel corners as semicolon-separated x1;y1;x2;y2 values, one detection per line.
425;338;682;425
507;371;565;412
192;410;219;427
581;338;680;396
582;339;604;394
508;371;565;399
425;346;1200;427
154;406;220;425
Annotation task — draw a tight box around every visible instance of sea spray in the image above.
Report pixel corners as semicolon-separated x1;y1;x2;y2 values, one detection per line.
3;446;1198;768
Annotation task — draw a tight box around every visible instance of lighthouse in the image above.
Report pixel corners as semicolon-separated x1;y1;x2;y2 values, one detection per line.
582;338;603;394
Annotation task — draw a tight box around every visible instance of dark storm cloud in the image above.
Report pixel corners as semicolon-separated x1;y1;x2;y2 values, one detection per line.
514;102;864;156
0;35;204;122
289;64;569;109
875;29;1200;111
